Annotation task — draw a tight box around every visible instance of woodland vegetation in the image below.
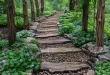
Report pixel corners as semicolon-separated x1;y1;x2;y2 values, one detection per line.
0;0;110;75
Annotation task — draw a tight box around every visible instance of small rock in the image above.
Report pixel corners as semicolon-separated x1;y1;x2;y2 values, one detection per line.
27;73;32;75
30;26;37;31
87;70;95;75
32;22;39;26
98;51;110;61
25;37;36;43
81;42;109;57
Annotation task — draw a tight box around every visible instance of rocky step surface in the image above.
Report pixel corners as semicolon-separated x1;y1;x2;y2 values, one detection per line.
36;36;66;41
39;42;74;49
40;25;57;28
35;69;89;75
37;31;58;35
39;38;71;44
41;21;57;25
36;33;59;38
40;62;90;73
37;27;58;31
40;48;81;53
41;51;90;63
37;29;57;32
40;48;91;63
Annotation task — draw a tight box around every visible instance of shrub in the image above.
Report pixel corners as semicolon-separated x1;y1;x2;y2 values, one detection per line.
16;30;33;38
95;61;110;75
0;40;8;48
73;31;94;47
58;23;75;35
0;46;40;75
0;30;40;75
15;16;24;28
0;14;7;26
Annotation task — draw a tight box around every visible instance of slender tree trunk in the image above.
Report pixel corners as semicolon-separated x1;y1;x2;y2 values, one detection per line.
82;1;89;32
30;0;35;21
22;0;29;30
35;0;40;17
7;0;16;46
41;0;44;13
96;0;105;47
69;0;75;11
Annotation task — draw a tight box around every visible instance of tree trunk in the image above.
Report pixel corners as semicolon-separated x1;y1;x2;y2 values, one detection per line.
96;0;105;47
30;0;35;21
41;0;44;13
69;0;75;11
22;0;29;30
35;0;40;17
82;1;89;32
7;0;16;46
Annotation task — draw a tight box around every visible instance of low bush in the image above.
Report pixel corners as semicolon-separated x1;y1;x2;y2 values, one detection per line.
58;23;75;35
95;61;110;75
0;14;7;26
0;30;40;75
16;30;33;38
15;16;24;28
73;31;94;47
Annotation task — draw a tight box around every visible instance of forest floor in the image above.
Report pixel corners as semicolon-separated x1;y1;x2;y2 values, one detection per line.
34;12;93;75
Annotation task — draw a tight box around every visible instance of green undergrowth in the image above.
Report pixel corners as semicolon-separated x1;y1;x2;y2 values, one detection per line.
95;61;110;75
0;30;40;75
43;10;56;16
58;12;110;47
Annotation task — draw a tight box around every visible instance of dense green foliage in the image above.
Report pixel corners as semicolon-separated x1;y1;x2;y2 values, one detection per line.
95;61;110;75
58;12;95;47
0;30;40;75
73;31;94;47
58;6;110;47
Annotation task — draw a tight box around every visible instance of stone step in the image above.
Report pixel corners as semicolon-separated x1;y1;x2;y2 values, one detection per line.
40;43;74;49
38;27;58;31
37;36;66;41
40;25;57;28
41;21;57;25
37;31;58;35
41;48;81;53
39;39;71;44
36;33;59;38
41;62;90;73
41;50;90;63
37;29;57;32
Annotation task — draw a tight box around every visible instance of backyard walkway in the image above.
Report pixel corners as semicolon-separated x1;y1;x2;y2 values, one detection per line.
35;12;91;75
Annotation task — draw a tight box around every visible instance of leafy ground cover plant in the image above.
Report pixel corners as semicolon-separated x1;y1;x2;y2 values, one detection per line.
58;23;75;35
95;61;110;75
0;30;40;75
58;12;110;47
16;30;33;38
0;14;7;26
73;31;94;47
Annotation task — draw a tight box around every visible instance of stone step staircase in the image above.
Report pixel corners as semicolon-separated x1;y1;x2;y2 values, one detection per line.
34;12;92;75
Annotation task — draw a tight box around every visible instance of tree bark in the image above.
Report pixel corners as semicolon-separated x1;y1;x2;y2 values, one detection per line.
30;0;35;21
22;0;29;30
41;0;44;13
35;0;40;17
7;0;16;46
96;0;105;47
69;0;75;11
82;1;89;32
